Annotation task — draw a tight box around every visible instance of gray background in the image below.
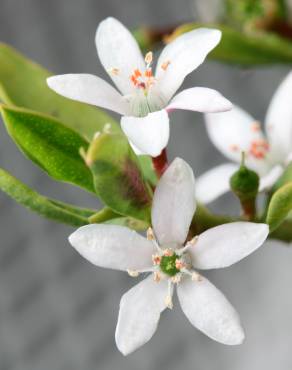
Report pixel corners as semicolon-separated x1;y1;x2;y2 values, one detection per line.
0;0;292;369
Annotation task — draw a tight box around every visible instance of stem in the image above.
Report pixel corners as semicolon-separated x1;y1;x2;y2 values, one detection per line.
88;207;119;224
152;149;169;178
240;198;257;221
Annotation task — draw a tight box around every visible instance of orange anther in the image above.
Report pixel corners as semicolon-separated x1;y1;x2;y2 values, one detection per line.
251;122;261;132
130;75;138;85
230;144;239;152
145;68;153;78
161;60;171;71
134;69;142;78
175;260;185;270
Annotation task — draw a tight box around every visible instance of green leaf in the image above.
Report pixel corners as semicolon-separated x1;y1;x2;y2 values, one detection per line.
88;207;121;223
170;23;292;65
266;182;292;231
1;105;95;193
87;132;152;222
138;155;158;187
0;42;119;140
0;167;93;226
273;162;292;191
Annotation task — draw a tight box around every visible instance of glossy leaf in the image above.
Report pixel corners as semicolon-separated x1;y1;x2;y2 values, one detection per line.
266;182;292;231
138;155;158;187
87;132;152;222
1;105;95;193
169;23;292;65
0;42;119;140
0;167;92;226
273;162;292;191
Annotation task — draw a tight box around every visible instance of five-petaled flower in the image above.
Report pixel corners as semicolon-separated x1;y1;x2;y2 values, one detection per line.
196;72;292;204
69;158;269;355
47;17;232;157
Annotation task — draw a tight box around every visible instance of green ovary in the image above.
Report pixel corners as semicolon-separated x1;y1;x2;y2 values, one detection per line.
160;254;180;276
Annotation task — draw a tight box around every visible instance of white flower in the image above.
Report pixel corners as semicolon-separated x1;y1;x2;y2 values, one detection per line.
68;158;269;355
196;72;292;204
47;17;232;157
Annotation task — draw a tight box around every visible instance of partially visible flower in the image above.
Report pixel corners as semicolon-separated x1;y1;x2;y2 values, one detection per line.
69;158;269;355
47;17;232;157
196;72;292;204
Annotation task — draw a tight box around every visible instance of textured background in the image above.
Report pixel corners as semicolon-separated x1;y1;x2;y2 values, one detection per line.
0;0;292;369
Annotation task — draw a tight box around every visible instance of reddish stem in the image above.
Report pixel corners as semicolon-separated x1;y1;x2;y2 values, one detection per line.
152;149;169;178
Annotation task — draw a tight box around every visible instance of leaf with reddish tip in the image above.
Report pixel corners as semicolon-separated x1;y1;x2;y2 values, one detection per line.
87;132;152;222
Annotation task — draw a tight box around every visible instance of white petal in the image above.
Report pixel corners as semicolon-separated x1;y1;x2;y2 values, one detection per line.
166;87;232;113
96;17;145;95
265;72;292;162
177;276;244;345
152;158;196;246
128;140;147;156
190;222;269;270
47;74;129;115
68;224;154;271
206;105;270;175
259;165;284;192
115;276;167;355
155;28;221;101
196;163;238;204
121;110;169;157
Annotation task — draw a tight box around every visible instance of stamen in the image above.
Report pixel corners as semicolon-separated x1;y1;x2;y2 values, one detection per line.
164;249;174;257
161;60;171;71
191;271;202;282
171;274;182;284
147;227;155;240
165;281;174;309
153;271;161;282
127;269;139;277
134;69;142;78
181;268;202;282
152;254;161;265
251;121;261;132
145;68;153;78
178;236;199;255
145;51;153;65
230;144;239;152
249;139;269;159
175;259;186;270
108;67;119;75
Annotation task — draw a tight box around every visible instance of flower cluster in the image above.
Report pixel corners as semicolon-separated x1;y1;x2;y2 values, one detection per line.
44;17;277;355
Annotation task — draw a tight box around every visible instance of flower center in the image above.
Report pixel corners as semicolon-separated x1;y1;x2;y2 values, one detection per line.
127;229;202;310
159;253;180;276
130;52;155;92
126;51;168;117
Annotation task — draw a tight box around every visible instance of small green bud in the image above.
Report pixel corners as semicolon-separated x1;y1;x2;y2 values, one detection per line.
230;153;259;220
230;165;259;201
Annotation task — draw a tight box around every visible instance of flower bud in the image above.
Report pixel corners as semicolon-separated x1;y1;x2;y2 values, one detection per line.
230;153;259;220
230;164;259;201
